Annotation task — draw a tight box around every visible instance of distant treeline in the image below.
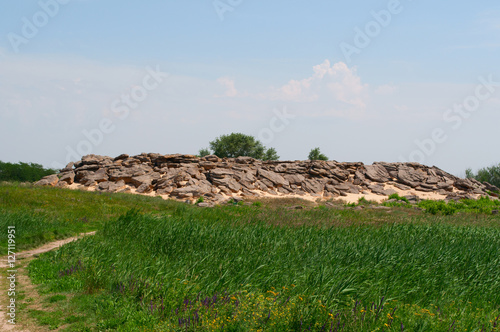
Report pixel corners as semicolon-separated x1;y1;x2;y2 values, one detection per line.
466;163;500;191
0;161;57;182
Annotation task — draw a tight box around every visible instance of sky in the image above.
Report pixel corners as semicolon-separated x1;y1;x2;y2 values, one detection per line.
1;0;499;175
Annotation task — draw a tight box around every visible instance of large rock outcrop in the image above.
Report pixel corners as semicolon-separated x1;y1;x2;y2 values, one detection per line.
36;153;500;204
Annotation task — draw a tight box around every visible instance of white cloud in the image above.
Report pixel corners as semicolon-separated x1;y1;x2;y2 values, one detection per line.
216;77;238;97
264;60;371;119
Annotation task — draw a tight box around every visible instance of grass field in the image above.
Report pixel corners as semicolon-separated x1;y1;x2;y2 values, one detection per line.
1;182;500;331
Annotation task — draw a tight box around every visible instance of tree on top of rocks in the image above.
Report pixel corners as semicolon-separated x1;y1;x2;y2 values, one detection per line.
308;147;328;161
202;133;280;160
198;148;211;157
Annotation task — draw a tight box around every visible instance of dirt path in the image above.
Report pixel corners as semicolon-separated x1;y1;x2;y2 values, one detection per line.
0;232;96;331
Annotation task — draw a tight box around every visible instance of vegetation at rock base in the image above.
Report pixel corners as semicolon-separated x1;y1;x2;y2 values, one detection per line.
200;133;280;160
0;160;56;182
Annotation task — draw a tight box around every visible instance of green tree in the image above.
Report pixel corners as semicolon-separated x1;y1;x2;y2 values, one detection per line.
0;161;57;182
263;147;279;161
308;147;328;161
198;148;211;157
207;133;279;160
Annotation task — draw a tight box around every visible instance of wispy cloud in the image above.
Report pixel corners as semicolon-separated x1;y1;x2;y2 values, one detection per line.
216;77;238;97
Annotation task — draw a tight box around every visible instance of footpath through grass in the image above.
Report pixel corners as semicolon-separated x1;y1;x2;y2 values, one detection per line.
25;195;500;331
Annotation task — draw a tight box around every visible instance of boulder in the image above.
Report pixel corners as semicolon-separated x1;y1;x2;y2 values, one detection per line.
35;174;59;187
301;179;324;194
258;169;289;187
397;166;426;188
172;182;212;198
136;183;153;194
82;169;108;184
363;164;391;183
130;173;161;187
59;171;75;184
211;177;241;193
454;178;475;191
483;182;500;193
114;154;129;161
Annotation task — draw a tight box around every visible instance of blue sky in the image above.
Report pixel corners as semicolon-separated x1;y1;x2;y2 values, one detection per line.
1;0;499;175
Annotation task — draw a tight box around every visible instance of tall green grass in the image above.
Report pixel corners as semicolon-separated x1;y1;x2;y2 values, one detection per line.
29;208;500;331
0;210;84;255
0;182;181;254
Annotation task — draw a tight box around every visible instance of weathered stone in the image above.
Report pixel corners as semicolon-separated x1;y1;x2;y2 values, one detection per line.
382;188;397;196
277;186;293;194
255;180;269;191
197;202;212;208
283;174;305;185
56;181;69;188
76;164;100;172
114;154;129;161
46;153;494;205
59;171;75;184
393;183;411;191
418;183;436;189
335;183;351;191
325;184;340;195
397;166;426;188
108;166;144;182
82;169;108;184
404;195;420;203
454;178;475;191
258;169;289;187
426;176;440;184
483;182;500;193
172;182;212;197
81;154;105;165
211;177;241;193
130;173;161;187
202;155;221;162
136;183;153;194
62;162;74;172
301;179;324;193
209;168;235;179
364;164;391;183
235;156;255;164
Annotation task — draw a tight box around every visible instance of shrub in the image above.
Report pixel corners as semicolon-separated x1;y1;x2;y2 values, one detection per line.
308;148;328;161
387;193;409;204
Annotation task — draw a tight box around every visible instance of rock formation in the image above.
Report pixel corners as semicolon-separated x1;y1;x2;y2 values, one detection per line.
35;153;500;205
